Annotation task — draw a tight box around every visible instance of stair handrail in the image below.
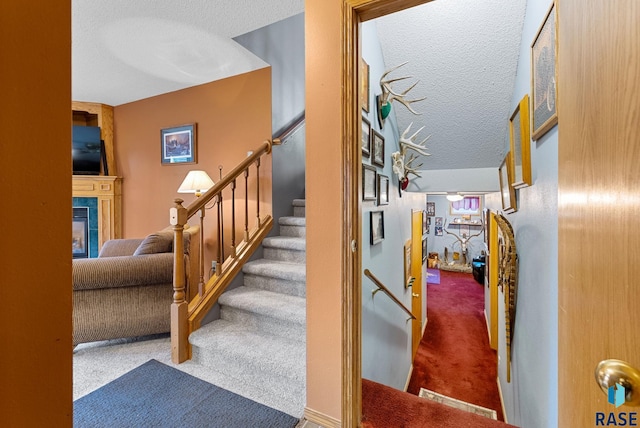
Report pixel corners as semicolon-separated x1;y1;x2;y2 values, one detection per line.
185;140;271;217
171;140;274;363
364;269;416;321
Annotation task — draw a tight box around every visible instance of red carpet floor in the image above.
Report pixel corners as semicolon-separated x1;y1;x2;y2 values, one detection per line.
362;378;515;428
407;270;504;420
361;270;514;427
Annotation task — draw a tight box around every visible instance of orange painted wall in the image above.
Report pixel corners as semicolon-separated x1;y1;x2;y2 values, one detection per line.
114;69;272;263
0;2;73;426
305;0;345;421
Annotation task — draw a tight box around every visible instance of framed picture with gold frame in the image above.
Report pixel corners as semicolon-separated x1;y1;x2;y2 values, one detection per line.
404;239;412;287
531;1;558;140
509;94;532;188
361;58;370;113
499;152;517;213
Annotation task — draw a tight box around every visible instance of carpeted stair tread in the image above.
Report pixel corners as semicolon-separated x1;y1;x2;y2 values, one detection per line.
243;274;306;297
176;359;304;417
218;286;305;325
263;236;306;251
362;378;516;427
190;320;305;383
279;216;306;226
292;199;305;207
243;259;306;282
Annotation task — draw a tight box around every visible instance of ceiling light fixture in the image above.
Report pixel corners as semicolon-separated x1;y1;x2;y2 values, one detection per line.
446;193;464;202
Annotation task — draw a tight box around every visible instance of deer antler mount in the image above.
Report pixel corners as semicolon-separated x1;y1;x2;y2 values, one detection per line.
377;62;426;127
391;122;431;188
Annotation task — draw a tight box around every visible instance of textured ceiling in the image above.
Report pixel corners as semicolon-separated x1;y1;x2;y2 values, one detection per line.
72;0;304;106
375;0;526;170
72;0;526;172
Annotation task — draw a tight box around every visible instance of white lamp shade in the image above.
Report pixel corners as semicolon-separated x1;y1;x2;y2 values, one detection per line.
177;170;215;196
446;193;464;202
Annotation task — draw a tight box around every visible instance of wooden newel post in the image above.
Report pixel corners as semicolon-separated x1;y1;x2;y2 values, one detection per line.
170;199;189;363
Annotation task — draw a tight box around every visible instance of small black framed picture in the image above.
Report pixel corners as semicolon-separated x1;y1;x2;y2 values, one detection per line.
426;202;435;216
363;164;377;201
370;211;384;245
372;129;385;167
362;117;371;158
377;174;389;205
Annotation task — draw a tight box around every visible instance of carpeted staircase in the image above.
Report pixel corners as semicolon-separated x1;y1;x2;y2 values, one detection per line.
185;199;306;417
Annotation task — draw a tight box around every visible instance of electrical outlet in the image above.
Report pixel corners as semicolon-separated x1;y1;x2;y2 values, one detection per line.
211;260;217;272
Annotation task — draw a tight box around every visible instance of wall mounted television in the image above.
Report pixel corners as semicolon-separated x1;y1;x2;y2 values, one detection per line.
72;125;103;175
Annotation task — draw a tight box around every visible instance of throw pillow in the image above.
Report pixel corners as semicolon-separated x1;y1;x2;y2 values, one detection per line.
133;230;174;255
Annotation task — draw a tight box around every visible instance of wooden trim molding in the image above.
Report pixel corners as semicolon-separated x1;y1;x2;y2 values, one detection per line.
304;407;342;428
341;2;361;426
340;0;434;425
72;175;122;250
72;101;116;176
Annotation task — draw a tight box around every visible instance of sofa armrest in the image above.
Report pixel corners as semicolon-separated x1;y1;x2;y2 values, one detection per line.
98;239;145;257
73;253;174;291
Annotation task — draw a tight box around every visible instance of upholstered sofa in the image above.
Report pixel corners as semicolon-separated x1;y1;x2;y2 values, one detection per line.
72;225;200;346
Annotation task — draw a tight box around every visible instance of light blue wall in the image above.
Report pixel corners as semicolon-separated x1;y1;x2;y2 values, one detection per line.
485;0;559;426
361;20;426;390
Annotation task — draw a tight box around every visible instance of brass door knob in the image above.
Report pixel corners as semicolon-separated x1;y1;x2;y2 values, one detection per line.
412;293;419;298
595;359;640;407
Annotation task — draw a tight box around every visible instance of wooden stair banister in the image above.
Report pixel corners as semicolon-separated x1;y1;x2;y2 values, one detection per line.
171;140;274;364
364;269;416;322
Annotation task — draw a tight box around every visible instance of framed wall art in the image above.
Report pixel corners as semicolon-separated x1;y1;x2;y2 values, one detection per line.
509;94;532;188
531;1;558;140
499;152;517;213
426;202;435;216
362;117;371;158
449;196;482;216
161;123;196;165
363;164;377;201
370;211;384;245
372;129;385;167
422;210;428;234
422;237;428;262
361;58;370;113
377;174;389;205
404;239;412;287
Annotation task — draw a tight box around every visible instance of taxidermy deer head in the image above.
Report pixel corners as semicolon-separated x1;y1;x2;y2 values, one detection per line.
391;122;431;186
377;62;426;126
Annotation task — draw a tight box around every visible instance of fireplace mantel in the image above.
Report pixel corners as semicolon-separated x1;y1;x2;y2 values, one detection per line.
72;175;122;251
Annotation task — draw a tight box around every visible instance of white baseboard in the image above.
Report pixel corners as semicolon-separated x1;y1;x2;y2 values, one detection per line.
303;407;341;428
404;364;414;392
484;309;491;344
496;377;508;424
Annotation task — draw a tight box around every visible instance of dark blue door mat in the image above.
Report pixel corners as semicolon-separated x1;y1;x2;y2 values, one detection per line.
74;359;299;427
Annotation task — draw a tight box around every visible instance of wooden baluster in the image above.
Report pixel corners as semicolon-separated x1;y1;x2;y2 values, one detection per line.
170;199;189;363
231;179;236;257
216;192;223;273
255;157;261;227
198;206;205;297
244;168;249;241
220;191;225;267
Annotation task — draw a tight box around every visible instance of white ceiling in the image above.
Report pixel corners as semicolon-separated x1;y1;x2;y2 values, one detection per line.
72;0;526;172
72;0;304;106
